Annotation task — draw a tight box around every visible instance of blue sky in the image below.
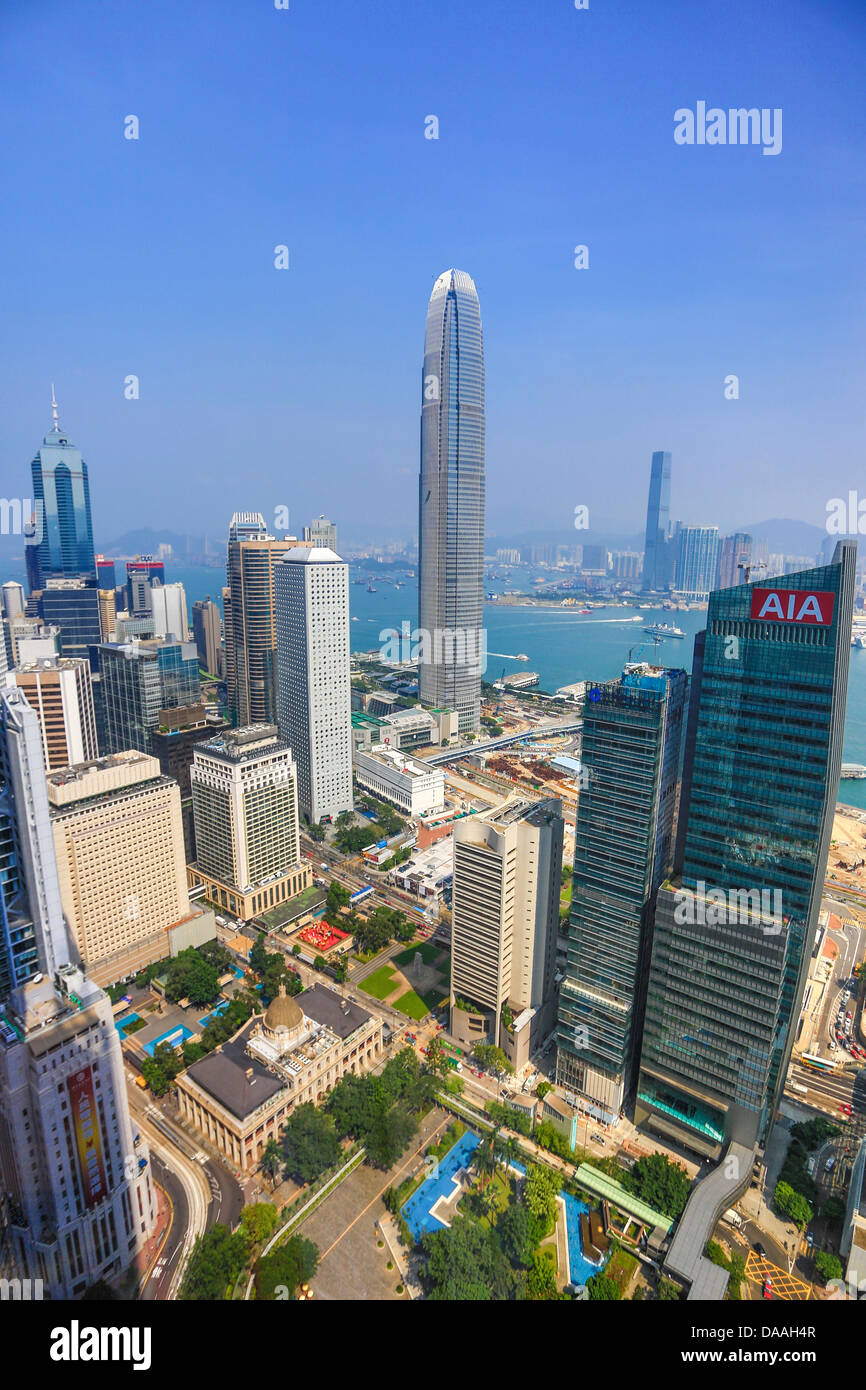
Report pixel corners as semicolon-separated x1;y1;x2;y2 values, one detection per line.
1;0;865;545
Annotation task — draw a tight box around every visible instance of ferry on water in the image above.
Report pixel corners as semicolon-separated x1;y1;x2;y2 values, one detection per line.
644;623;686;639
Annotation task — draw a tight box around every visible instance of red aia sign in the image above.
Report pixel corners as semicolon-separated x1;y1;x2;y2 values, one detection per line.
749;588;835;625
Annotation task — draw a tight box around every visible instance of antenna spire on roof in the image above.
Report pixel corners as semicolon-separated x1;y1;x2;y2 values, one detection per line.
50;384;60;432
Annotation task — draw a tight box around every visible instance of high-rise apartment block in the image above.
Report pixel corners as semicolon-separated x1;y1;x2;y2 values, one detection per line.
556;664;687;1124
150;581;188;640
418;269;486;733
275;547;353;824
450;797;563;1069
716;532;753;589
189;725;311;920
12;657;98;771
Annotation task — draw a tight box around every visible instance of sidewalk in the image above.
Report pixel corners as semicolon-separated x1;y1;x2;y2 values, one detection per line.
378;1214;422;1298
130;1175;172;1294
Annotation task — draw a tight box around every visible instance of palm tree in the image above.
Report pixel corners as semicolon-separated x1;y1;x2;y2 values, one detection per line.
261;1138;283;1192
504;1134;519;1177
474;1135;497;1191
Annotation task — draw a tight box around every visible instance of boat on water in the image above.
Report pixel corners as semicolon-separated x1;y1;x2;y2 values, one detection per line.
367;582;376;593
515;653;530;661
644;623;685;639
853;634;866;649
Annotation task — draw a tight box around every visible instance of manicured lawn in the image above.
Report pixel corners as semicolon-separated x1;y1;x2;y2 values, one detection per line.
261;884;324;929
420;985;448;1012
393;988;430;1020
607;1247;639;1296
394;941;442;967
360;966;398;1000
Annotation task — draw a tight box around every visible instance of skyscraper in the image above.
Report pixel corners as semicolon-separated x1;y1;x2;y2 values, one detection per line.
189;725;310;920
12;656;99;770
150;581;188;640
674;525;721;601
303;516;338;550
637;543;856;1155
192;596;223;677
0;687;155;1295
641;451;672;592
274;547;353;824
99;637;200;755
48;750;191;986
717;532;752;589
450;797;563;1068
224;513;303;727
556;665;687;1123
418;269;486;733
40;574;102;665
30;392;95;581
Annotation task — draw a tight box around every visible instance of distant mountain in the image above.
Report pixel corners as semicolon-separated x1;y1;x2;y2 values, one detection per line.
738;518;827;556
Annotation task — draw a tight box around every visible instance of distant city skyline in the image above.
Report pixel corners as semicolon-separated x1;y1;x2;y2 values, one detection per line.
2;1;865;545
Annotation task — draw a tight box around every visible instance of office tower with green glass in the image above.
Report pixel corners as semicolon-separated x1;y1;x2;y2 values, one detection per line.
637;542;856;1156
556;664;687;1124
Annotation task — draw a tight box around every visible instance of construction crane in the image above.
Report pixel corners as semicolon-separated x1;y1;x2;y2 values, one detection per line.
626;631;662;666
738;559;767;585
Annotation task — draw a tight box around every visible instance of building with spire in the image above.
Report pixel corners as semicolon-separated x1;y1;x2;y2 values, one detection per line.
418;270;486;734
30;390;95;581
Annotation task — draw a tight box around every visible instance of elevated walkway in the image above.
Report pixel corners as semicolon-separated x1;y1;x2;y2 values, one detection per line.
664;1141;755;1300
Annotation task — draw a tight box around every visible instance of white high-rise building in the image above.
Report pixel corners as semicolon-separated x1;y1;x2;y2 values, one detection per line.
1;581;25;620
0;687;155;1297
274;547;353;824
450;796;563;1067
150;580;188;640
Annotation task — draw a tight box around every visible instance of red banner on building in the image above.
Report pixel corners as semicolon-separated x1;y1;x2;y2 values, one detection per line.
67;1066;107;1209
749;588;835;625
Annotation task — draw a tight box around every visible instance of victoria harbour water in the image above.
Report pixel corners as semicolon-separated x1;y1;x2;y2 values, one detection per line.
8;558;866;809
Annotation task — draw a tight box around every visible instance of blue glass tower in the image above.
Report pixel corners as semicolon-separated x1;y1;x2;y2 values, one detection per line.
30;392;95;581
418;269;486;733
637;542;857;1154
556;665;687;1123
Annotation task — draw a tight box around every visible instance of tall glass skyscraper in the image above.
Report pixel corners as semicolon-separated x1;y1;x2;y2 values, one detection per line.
556;665;687;1123
641;451;672;592
637;542;856;1155
418;269;486;733
30;395;95;580
674;525;721;601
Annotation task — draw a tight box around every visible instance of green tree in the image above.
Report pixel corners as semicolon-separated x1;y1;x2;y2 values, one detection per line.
536;1080;553;1101
586;1272;621;1301
496;1203;543;1269
526;1252;561;1300
814;1250;843;1283
281;1103;342;1184
822;1195;846;1225
523;1164;560;1230
472;1043;515;1077
365;1103;417;1170
774;1180;813;1230
179;1225;249;1301
658;1277;683;1301
261;1138;283;1191
254;1236;319;1299
326;881;351;915
308;822;326;842
622;1152;691;1220
240;1203;279;1246
420;1218;517;1300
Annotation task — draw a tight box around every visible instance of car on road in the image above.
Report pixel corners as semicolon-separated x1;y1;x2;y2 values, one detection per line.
762;1277;773;1300
753;1242;766;1257
825;1156;836;1172
840;1103;853;1115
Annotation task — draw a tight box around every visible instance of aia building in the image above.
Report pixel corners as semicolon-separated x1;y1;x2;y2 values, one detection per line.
637;541;856;1156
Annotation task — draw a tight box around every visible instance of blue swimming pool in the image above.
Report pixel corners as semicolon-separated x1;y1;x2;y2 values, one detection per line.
562;1190;609;1287
402;1131;481;1240
114;1012;140;1037
143;1024;194;1057
199;1000;230;1027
